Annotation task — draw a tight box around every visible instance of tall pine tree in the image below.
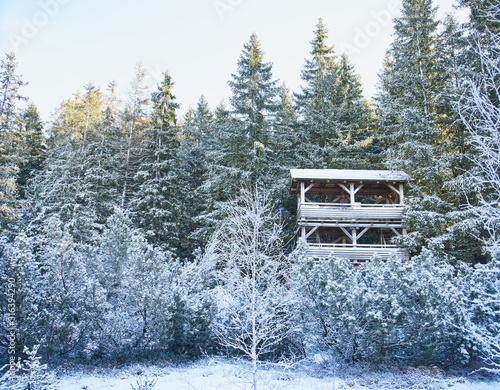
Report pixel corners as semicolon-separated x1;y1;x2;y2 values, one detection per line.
0;53;26;229
131;70;180;254
376;0;456;256
296;18;337;111
16;103;45;199
201;34;280;238
178;96;214;258
119;63;150;209
297;20;376;169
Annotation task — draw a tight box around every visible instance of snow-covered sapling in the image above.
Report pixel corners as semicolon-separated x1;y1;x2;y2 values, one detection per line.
203;189;295;390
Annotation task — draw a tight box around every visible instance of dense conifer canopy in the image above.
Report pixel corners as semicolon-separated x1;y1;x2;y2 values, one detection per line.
1;1;500;375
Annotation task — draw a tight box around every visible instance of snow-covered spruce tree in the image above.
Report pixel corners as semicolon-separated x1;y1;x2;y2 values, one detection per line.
16;103;46;200
228;33;279;150
458;3;500;371
89;207;210;357
82;81;125;222
26;83;116;244
0;53;26;230
272;83;300;237
296;19;377;170
119;62;150;209
432;15;486;264
0;53;26;135
376;0;458;256
295;18;336;110
222;33;278;191
49;82;104;147
200;35;281;241
292;245;468;365
275;83;298;144
194;100;232;244
178;96;215;259
130;70;181;254
202;189;295;390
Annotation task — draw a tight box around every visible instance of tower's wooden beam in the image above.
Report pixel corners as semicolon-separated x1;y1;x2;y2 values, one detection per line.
337;182;351;196
399;183;405;204
353;184;364;195
304;182;315;194
390;227;401;236
386;184;401;196
357;225;372;240
305;226;319;239
339;226;353;242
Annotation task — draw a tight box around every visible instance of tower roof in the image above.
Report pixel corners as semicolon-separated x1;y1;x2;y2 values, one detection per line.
290;169;411;191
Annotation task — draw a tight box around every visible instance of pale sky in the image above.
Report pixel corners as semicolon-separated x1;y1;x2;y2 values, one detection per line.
0;0;467;122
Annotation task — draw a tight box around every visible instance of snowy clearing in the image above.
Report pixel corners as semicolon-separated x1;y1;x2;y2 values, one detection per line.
44;359;500;390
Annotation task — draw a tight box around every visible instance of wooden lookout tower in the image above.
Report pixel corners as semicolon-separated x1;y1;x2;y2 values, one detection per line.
290;169;411;262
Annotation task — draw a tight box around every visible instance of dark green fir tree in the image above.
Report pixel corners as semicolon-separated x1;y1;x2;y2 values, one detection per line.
0;53;26;229
297;20;376;169
17;103;46;199
131;70;181;254
376;0;458;257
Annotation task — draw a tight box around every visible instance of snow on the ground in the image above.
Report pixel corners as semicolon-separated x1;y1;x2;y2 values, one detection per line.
13;358;500;390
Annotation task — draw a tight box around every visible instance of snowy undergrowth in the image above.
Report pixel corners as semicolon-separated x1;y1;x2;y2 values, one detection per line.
10;358;497;390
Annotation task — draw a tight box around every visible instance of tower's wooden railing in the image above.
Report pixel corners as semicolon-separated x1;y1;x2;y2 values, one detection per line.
306;243;408;262
298;202;404;222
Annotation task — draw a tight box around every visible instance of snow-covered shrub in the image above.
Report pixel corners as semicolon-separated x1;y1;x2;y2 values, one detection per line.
90;207;212;358
173;254;215;358
7;211;200;359
130;377;157;390
1;206;215;361
464;250;500;372
0;217;96;360
36;217;96;359
0;233;44;357
19;345;51;389
1;345;55;390
293;244;469;366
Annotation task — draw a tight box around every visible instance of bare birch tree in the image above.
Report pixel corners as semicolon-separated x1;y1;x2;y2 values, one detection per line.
203;189;294;390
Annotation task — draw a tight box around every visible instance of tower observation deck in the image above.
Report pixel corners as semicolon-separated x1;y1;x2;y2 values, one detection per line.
290;169;410;262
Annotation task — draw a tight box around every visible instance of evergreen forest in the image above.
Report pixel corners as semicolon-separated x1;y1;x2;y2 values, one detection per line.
1;0;500;379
